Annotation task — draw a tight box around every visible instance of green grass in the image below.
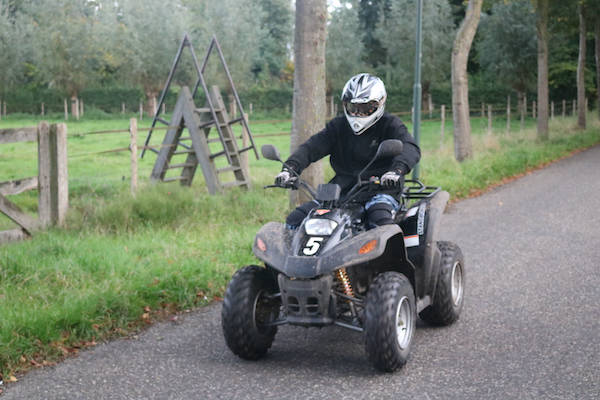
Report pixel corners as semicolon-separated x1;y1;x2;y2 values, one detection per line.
0;112;599;378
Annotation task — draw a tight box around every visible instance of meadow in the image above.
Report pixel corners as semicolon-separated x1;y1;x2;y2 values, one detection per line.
0;110;599;378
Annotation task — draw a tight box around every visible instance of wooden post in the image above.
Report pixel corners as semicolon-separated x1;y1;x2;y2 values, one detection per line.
0;99;2;120
520;97;525;131
230;100;236;118
440;104;445;147
80;99;84;117
241;113;250;176
329;96;334;118
152;96;157;115
64;99;68;120
585;97;588;112
411;107;414;121
41;103;45;116
481;102;484;118
551;101;554;120
38;122;68;227
129;118;138;196
139;102;143;120
506;96;511;134
428;94;433;119
572;99;576;116
487;104;492;135
533;100;536;119
249;103;253;115
121;103;125;114
162;103;166;115
562;99;566;118
2;100;6;117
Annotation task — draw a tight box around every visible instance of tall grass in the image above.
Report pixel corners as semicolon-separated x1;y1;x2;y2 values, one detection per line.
0;113;599;378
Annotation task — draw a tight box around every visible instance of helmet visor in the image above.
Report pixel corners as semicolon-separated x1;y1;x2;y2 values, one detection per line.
344;100;380;117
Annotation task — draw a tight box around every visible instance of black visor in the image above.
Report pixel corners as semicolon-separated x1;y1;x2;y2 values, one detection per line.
344;100;380;117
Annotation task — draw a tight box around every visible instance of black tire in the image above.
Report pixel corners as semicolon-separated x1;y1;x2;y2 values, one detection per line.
419;241;465;326
221;265;279;360
364;272;416;372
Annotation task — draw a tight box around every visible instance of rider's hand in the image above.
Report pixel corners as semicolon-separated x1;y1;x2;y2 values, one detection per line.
275;169;293;186
381;170;404;188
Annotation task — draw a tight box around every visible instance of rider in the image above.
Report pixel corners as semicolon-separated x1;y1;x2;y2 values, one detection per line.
275;73;421;229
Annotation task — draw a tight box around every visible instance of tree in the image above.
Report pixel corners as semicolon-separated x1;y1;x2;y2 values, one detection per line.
290;0;327;206
477;1;537;112
24;0;104;118
596;15;600;120
253;0;292;81
326;1;366;93
358;0;390;68
536;0;550;140
577;2;587;129
378;0;455;109
451;0;483;162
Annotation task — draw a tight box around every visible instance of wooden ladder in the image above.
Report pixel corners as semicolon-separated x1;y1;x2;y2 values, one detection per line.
150;86;251;194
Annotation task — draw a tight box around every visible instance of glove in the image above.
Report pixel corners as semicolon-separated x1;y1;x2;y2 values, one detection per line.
381;170;404;188
275;169;293;186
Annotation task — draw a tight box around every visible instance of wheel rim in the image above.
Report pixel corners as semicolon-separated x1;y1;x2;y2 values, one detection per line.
395;296;413;349
451;261;464;307
253;290;276;332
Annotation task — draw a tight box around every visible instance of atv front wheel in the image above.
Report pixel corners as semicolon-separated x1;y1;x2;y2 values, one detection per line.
419;241;465;326
222;265;280;360
364;272;416;372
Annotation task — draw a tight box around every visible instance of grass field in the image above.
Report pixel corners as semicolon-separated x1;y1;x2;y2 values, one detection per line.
1;111;599;379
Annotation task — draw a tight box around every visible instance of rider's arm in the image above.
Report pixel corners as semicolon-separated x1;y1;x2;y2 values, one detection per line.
284;119;337;174
386;117;421;175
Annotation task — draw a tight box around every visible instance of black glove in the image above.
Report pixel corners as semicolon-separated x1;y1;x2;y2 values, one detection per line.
380;170;404;188
275;168;294;186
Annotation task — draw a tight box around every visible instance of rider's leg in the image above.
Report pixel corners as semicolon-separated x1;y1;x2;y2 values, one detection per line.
365;194;400;228
286;200;319;229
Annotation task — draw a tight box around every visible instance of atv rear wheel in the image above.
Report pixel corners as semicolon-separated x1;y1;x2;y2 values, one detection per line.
419;241;465;326
364;272;416;372
222;265;280;360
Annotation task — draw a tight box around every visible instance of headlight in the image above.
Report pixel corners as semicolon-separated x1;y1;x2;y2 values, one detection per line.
305;219;338;236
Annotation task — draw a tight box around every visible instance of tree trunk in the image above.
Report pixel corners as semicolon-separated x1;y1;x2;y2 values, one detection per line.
451;0;483;162
70;94;79;120
577;3;586;130
595;19;600;121
536;0;549;140
290;0;327;206
146;91;158;118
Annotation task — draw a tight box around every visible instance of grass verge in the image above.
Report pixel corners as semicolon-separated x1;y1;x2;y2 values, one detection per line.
0;114;599;380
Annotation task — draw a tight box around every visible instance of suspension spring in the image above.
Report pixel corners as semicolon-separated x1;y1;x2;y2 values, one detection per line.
336;268;354;298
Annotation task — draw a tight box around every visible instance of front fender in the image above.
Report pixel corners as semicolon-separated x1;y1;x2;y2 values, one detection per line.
254;223;410;279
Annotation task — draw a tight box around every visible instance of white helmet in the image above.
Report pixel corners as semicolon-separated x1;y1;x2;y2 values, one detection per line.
341;73;387;135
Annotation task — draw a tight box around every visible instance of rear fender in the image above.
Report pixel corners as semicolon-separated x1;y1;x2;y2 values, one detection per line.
400;190;450;299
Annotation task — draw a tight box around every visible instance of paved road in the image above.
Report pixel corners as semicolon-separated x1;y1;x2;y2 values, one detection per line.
4;146;600;400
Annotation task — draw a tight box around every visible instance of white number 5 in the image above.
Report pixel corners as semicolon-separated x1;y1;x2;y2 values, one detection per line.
303;237;324;256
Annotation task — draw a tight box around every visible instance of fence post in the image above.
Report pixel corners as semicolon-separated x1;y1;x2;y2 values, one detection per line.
506;96;511;134
0;99;2;121
440;104;445;147
551;101;554;120
241;113;250;176
162;103;166;115
121;103;125;114
38;122;69;227
2;100;6;117
481;103;484;118
428;94;433;119
129;118;138;196
139;102;143;120
41;103;45;116
533;100;536;119
64;99;68;121
487;104;492;135
80;99;84;118
562;99;566;118
249;103;253;115
572;99;576;116
520;98;525;131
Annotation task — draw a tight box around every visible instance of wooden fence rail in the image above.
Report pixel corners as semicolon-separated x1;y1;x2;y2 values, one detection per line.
0;122;68;245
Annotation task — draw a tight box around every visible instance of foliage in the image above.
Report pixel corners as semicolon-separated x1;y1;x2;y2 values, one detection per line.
476;1;537;95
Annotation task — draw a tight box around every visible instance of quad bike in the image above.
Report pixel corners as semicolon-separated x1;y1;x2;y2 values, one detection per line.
221;139;465;372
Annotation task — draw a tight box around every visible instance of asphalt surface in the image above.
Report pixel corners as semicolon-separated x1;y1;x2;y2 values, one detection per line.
3;145;600;400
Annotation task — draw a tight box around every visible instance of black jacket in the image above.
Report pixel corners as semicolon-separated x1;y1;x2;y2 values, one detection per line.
285;113;421;194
